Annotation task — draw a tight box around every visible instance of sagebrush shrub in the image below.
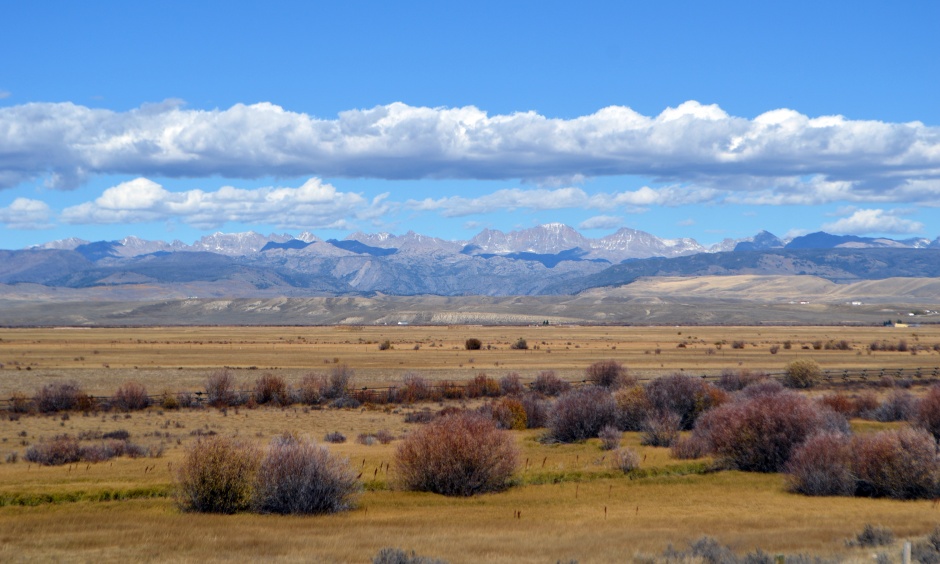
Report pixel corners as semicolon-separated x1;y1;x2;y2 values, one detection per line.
671;434;708;460
205;369;237;407
325;364;354;399
9;392;34;414
112;381;151;411
736;379;785;400
35;381;87;413
693;391;843;472
548;386;617;442
613;385;651;431
252;434;360;514
585;360;633;389
465;373;500;399
783;359;821;389
324;431;346;444
785;432;856;496
852;426;940;499
611;447;641;473
847;524;895;548
645;373;726;430
175;436;261;513
531;371;570;396
917;384;940;440
373;547;448;564
598;424;621;450
464;338;482;350
395;411;518;496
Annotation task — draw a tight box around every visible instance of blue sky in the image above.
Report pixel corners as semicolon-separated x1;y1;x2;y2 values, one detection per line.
1;0;939;248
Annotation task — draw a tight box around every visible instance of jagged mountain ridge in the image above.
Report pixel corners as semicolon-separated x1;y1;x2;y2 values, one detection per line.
9;225;940;298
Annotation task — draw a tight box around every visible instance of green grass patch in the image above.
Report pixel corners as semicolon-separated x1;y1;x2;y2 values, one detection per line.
0;485;172;507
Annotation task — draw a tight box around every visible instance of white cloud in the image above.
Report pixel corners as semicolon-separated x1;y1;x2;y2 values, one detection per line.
579;215;622;230
61;177;386;230
0;198;53;229
0;91;10;100
407;185;716;217
0;100;937;210
821;208;924;235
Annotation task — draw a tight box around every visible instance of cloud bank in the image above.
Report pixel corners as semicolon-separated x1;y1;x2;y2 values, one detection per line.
1;100;939;206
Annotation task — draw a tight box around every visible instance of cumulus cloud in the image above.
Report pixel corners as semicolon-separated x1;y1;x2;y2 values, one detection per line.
60;177;387;230
579;215;622;230
0;198;53;229
821;208;924;235
0;100;938;208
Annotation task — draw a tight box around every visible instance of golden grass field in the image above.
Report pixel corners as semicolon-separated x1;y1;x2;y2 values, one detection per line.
1;325;939;562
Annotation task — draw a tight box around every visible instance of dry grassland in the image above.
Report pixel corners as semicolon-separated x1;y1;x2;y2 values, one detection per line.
0;326;939;562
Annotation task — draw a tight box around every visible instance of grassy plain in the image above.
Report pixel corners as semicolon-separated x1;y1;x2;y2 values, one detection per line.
1;325;939;562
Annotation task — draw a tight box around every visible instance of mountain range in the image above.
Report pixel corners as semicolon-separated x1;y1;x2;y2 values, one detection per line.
2;224;939;299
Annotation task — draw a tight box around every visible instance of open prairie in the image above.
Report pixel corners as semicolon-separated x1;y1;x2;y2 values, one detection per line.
1;325;939;562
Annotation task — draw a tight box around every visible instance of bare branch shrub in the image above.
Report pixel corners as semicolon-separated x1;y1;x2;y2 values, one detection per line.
253;373;290;406
325;364;354;399
716;369;768;391
35;381;88;413
917;384;940;440
869;389;918;422
519;392;549;429
785;432;856;496
205;369;237;407
585;360;634;390
397;373;432;403
465;373;500;399
175;436;261;513
112;381;151;411
852;426;940;499
548;386;617;442
395;411;518;496
783;359;821;389
252;433;360;514
498;373;524;396
298;372;326;405
671;434;709;460
531;371;570;396
847;524;895;548
373;547;448;564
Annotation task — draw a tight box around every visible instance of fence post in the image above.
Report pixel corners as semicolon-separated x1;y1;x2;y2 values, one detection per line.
903;541;911;564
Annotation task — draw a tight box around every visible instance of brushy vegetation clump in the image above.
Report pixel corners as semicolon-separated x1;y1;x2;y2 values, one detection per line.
640;411;682;447
846;524;895;548
548;386;618;442
464;338;482;350
716;368;768;391
613;385;651;431
785;432;856;496
112;381;151;411
530;370;570;396
175;436;261;513
373;547;448;564
253;373;290;406
585;360;633;389
692;389;844;472
917;383;940;440
35;381;92;413
597;424;621;450
645;373;726;430
205;369;238;408
852;426;939;499
611;446;641;473
252;433;360;515
783;359;822;389
395;411;518;496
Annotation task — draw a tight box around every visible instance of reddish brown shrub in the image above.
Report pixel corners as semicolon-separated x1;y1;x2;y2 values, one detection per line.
645;374;726;430
252;434;360;514
465;373;500;399
693;391;843;472
917;384;940;440
491;398;527;430
531;371;571;396
817;393;858;417
297;372;326;405
205;369;237;407
785;432;855;496
854;391;880;415
852;427;940;499
397;373;432;403
253;374;290;406
112;381;151;411
548;386;617;442
175;436;261;513
395;411;519;496
585;360;634;390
